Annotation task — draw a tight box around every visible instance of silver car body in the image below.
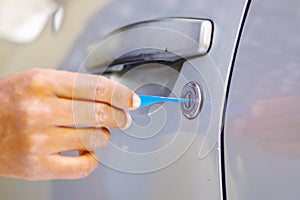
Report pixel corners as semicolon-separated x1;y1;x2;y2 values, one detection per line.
0;0;299;200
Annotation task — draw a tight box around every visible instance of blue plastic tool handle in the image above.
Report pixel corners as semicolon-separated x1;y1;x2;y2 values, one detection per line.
138;95;248;115
139;95;190;108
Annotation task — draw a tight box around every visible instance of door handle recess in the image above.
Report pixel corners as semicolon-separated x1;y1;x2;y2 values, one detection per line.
84;18;213;74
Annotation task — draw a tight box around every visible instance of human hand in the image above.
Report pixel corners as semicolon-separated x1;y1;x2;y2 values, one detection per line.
0;68;140;180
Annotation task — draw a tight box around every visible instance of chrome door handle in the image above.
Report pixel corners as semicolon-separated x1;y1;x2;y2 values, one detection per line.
84;18;213;74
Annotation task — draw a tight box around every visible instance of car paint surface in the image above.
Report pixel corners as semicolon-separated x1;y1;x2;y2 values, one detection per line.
2;0;298;200
224;0;300;199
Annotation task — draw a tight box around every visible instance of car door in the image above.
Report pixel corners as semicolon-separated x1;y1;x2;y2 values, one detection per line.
52;0;250;200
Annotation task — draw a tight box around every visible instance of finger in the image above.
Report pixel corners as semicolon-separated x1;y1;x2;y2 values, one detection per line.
46;127;110;153
50;98;132;129
46;152;99;179
48;70;140;110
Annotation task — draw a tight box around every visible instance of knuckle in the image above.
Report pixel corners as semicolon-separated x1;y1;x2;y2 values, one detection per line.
94;104;109;125
23;133;48;154
87;130;110;150
26;68;45;87
18;100;35;117
24;135;39;153
10;69;46;93
18;99;52;128
96;81;110;99
84;134;98;151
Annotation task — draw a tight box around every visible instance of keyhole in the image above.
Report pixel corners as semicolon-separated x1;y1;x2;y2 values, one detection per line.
180;81;202;119
184;91;192;108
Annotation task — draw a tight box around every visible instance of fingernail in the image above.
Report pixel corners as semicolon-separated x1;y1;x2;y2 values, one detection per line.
131;94;141;109
124;113;132;129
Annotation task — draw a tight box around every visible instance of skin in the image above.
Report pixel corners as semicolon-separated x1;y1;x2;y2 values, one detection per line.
0;68;140;180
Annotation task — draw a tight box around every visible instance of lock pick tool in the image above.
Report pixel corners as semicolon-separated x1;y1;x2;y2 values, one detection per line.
138;95;196;108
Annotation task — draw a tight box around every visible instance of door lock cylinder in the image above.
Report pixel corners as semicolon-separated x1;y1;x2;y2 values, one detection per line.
181;81;202;119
